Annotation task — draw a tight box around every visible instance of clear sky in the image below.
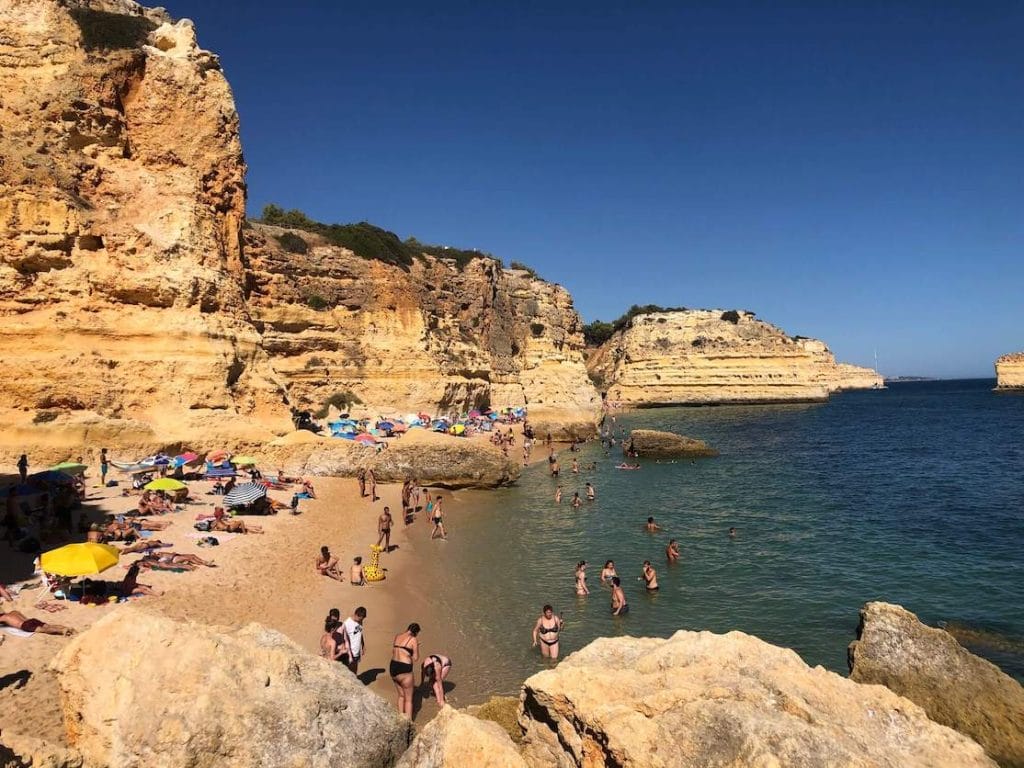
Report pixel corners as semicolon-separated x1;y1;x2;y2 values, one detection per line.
164;1;1022;378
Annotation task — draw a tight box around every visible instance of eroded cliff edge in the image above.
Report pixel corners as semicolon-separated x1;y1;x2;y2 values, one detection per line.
996;353;1024;391
587;309;882;406
0;0;598;459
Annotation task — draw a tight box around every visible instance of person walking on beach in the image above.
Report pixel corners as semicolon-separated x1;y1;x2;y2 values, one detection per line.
367;469;378;502
378;506;393;552
575;561;589;596
357;468;367;498
586;482;595;500
421;652;452;707
532;604;564;659
430;496;446;540
350;557;366;585
99;448;108;487
600;560;617;584
16;454;27;483
343;607;367;674
611;577;628;615
390;623;420;718
641;560;659;592
321;617;349;662
666;539;680;562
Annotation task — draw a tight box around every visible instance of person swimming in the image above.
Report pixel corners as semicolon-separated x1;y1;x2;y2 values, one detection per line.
645;516;661;532
729;527;738;538
532;604;564;659
610;577;628;616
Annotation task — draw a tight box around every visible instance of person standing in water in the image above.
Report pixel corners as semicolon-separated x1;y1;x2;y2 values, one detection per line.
532;604;564;659
554;486;562;504
571;492;582;509
645;516;661;532
421;652;453;707
610;576;628;615
575;561;589;595
430;496;447;540
641;560;659;591
666;539;681;562
729;527;738;538
585;482;595;500
600;560;617;584
571;458;579;474
389;623;420;718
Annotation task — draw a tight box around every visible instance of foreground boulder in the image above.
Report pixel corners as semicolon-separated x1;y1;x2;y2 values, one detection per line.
395;706;526;768
849;602;1024;768
51;610;412;768
0;733;81;768
519;630;994;767
626;429;717;458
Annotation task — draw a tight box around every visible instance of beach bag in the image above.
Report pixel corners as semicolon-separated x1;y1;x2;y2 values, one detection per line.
194;520;212;532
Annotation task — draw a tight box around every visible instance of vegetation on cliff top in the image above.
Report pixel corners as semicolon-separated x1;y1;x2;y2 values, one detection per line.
583;304;688;346
260;204;499;271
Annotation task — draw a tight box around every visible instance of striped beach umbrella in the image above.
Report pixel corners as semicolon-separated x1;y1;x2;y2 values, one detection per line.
223;482;268;506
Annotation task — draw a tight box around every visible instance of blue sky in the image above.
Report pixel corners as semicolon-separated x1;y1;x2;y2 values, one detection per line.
165;1;1022;378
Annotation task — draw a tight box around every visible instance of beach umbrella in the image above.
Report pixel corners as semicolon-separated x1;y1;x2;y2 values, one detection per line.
468;410;481;419
207;449;230;464
144;478;187;492
174;452;199;465
152;455;171;466
488;412;499;420
40;542;119;577
377;421;394;431
233;456;258;467
48;461;87;474
418;412;430;421
223;482;268;506
354;434;377;445
391;423;408;433
450;424;466;435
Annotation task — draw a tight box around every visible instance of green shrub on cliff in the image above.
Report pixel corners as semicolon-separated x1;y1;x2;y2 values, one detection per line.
275;231;309;254
583;304;687;346
315;390;362;418
260;204;494;272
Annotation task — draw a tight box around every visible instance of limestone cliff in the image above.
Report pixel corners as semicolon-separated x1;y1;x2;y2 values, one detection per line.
996;353;1024;390
0;0;598;459
587;309;882;406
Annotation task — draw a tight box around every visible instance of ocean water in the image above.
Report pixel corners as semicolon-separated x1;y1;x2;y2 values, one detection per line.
408;380;1024;704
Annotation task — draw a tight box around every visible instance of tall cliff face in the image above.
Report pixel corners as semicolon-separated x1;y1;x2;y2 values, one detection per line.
995;353;1024;390
245;226;599;435
0;0;598;455
587;310;882;406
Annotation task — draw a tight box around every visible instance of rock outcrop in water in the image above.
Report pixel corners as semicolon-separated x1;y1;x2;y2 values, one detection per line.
995;353;1024;391
848;601;1024;768
587;309;882;406
51;609;413;768
518;630;995;767
0;0;598;462
625;429;717;458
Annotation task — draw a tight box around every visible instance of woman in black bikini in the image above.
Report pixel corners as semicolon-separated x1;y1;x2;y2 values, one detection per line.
532;604;564;659
421;652;452;707
389;622;420;718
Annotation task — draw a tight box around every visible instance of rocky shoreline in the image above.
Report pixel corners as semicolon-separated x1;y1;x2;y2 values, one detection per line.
5;601;1020;767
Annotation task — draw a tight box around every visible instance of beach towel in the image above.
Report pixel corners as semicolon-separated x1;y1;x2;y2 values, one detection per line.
0;626;34;638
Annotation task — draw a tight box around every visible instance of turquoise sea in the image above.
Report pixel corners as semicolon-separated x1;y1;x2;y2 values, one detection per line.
405;380;1024;704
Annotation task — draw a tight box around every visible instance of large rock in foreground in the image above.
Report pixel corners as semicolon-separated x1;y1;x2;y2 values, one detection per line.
849;602;1024;768
51;609;412;768
395;706;526;768
626;429;717;458
519;630;994;768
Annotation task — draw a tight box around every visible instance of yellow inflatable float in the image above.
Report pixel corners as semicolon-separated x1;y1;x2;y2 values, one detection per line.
364;544;386;582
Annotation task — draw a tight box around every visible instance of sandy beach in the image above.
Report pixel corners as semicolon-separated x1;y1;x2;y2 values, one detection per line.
0;425;555;745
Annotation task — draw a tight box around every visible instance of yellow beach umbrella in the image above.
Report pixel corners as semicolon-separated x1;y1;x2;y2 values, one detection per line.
232;456;258;466
49;461;87;474
40;542;119;577
144;478;187;492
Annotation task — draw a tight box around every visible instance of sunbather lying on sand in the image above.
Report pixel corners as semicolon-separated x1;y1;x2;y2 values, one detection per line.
0;610;74;636
137;553;215;571
118;540;171;554
212;519;263;534
122;518;170;531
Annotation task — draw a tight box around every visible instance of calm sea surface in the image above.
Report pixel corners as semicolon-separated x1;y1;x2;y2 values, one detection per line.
407;380;1024;704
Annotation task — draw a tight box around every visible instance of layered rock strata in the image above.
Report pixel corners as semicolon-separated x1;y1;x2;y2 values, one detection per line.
0;0;599;459
996;353;1024;390
518;630;994;767
587;310;882;406
51;609;413;768
849;601;1024;768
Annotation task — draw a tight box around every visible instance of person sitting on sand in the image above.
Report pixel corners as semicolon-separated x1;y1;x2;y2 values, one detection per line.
117;562;161;598
277;469;300;484
645;516;661;532
0;610;73;636
600;560;617;584
532;605;564;659
666;539;681;562
302;479;317;499
316;546;344;581
212;518;263;534
421;652;452;707
350;557;365;586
